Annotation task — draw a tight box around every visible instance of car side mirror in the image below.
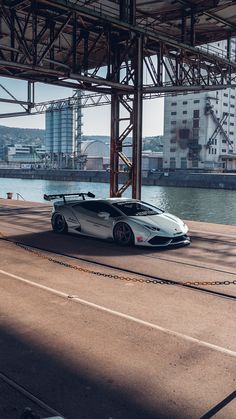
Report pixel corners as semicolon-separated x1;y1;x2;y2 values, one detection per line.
97;211;110;219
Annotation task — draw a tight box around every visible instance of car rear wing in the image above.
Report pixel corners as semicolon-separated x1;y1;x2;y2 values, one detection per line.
44;192;95;203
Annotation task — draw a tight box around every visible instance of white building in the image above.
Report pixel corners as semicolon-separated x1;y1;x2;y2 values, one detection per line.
5;144;46;164
163;40;236;171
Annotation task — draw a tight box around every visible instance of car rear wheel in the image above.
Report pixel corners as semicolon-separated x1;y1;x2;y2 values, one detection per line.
52;213;68;234
113;222;134;246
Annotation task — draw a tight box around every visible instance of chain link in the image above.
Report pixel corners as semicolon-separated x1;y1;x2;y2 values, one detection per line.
0;231;235;287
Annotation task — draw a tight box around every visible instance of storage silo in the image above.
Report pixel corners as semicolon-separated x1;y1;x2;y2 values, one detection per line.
45;91;82;168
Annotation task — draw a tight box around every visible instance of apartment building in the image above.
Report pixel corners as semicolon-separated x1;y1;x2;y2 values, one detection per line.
163;40;236;171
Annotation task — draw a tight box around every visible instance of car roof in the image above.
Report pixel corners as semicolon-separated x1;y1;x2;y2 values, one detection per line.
54;197;139;206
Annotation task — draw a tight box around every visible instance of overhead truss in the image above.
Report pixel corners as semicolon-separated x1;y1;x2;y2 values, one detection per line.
1;0;236;197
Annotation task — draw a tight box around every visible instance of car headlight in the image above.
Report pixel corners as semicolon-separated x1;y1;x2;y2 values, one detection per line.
144;225;160;231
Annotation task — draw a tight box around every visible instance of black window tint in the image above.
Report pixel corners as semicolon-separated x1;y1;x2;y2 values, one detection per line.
75;201;120;217
74;201;97;212
113;201;161;216
95;203;121;217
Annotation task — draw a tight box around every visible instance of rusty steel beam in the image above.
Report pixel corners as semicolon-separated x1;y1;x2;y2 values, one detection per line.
1;0;236;198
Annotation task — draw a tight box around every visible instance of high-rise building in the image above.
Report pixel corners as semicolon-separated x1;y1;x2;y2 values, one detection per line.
45;91;82;168
163;40;236;171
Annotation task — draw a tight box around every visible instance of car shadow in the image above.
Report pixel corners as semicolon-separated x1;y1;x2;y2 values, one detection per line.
5;229;189;259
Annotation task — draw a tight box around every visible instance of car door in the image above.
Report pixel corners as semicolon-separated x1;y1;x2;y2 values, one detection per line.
72;201;119;239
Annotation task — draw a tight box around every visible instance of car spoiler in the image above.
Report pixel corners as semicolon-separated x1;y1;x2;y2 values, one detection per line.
43;192;95;203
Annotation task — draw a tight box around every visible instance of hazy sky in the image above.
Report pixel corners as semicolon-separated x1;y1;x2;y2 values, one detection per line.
0;77;164;137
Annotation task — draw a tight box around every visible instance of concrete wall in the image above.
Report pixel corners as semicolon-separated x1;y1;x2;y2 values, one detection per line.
1;168;236;189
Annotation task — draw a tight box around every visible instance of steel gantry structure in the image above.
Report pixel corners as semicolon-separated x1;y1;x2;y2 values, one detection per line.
1;0;236;197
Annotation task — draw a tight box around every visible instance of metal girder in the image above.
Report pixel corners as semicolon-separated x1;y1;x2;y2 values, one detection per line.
110;34;143;199
1;0;236;198
0;80;34;116
1;0;236;93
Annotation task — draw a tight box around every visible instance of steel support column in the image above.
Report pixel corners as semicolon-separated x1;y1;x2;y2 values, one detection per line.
132;34;143;199
110;91;120;196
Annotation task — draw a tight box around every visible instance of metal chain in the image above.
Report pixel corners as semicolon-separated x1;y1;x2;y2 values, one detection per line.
0;232;236;287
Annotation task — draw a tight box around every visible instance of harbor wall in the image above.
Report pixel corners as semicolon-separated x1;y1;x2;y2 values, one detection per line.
0;169;236;190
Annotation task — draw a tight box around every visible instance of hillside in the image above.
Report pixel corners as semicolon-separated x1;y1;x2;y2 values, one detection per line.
0;125;45;145
0;126;163;152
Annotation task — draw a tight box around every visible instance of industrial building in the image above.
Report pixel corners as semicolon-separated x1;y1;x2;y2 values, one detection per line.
1;144;46;167
163;40;236;171
45;92;82;169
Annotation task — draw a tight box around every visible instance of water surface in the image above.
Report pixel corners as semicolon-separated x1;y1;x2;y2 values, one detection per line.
0;178;236;225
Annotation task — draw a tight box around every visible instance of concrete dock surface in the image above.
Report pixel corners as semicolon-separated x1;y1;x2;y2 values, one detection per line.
0;199;235;419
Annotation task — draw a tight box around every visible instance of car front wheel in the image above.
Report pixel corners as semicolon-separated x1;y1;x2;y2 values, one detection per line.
52;213;68;234
113;222;134;246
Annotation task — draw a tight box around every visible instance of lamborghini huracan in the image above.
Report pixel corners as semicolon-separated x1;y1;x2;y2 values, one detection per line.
44;192;190;247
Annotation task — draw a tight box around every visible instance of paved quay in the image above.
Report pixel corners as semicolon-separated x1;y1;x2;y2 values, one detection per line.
0;199;235;419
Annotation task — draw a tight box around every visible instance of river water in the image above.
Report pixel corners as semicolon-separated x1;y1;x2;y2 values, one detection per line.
0;177;236;225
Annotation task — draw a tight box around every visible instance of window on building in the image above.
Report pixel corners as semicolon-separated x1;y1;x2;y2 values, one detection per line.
193;128;199;139
230;104;235;108
179;128;190;139
222;149;227;152
171;121;176;125
182;120;187;123
230;132;234;135
224;93;228;97
193;109;199;118
171;102;177;106
223;121;227;125
230;113;234;117
223;103;228;106
170;138;176;143
230;122;234;126
183;111;187;114
171;112;177;115
193;119;199;128
170;158;176;169
231;95;235;99
181;158;187;169
170;148;176;152
222;140;227;143
193;100;200;104
183;101;187;105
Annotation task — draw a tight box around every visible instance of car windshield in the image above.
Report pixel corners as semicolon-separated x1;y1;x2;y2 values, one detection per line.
112;201;163;216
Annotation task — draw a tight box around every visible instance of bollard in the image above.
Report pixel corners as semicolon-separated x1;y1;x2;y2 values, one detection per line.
6;192;13;199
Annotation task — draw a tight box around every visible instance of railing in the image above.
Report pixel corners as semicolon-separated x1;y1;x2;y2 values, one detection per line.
16;193;25;201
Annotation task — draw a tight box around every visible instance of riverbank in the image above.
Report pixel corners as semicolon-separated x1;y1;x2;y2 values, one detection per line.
1;168;236;190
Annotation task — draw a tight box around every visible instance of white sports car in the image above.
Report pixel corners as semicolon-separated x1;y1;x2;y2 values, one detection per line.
44;192;190;247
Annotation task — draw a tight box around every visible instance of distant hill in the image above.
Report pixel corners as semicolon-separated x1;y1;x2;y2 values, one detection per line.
0;125;45;145
143;136;163;152
82;135;110;142
0;126;163;152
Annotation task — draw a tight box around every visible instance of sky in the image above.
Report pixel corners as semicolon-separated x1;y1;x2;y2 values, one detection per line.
0;77;164;137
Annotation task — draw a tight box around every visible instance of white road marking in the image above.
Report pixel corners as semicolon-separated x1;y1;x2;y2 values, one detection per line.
1;268;236;358
0;372;64;417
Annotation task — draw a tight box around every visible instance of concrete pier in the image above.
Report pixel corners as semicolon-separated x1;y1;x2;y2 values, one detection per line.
0;199;235;419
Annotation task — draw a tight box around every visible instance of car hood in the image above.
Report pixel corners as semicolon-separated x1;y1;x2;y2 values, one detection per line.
129;212;187;234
